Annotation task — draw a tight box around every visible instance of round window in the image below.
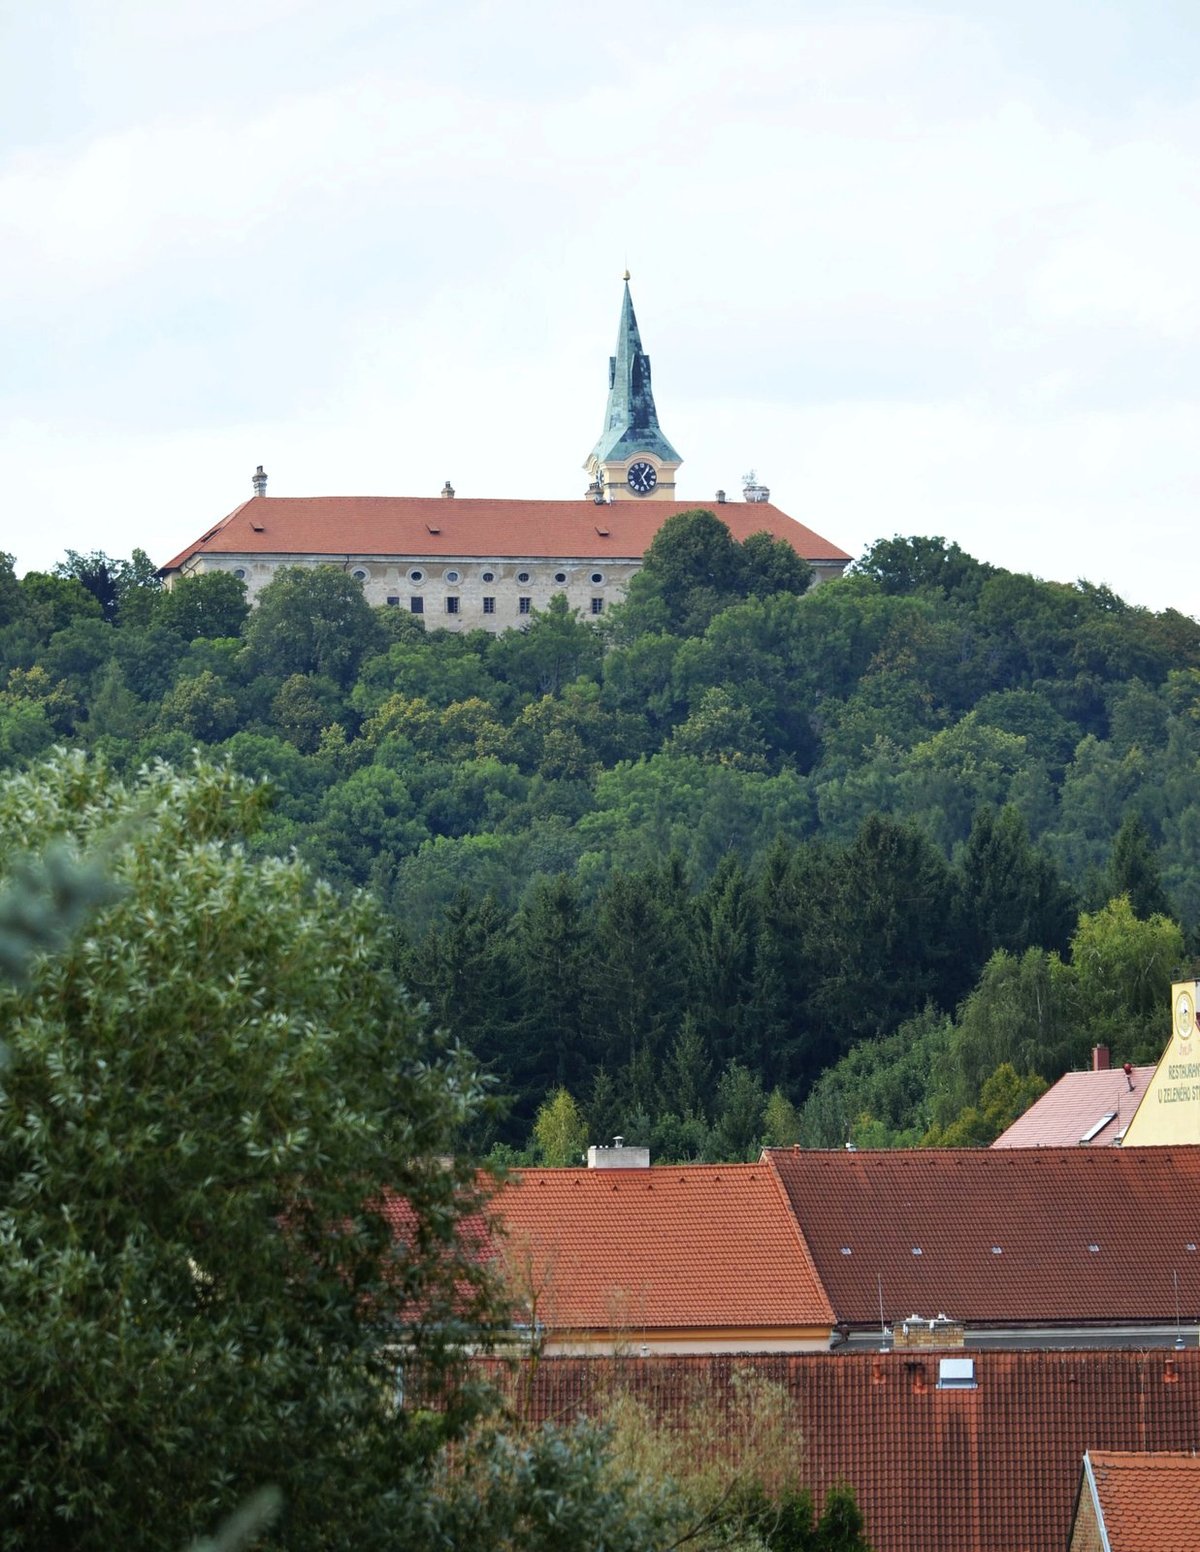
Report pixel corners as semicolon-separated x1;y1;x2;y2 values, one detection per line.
590;571;604;585
554;571;568;584
352;569;368;582
481;570;495;583
409;569;424;584
233;568;246;580
445;569;460;583
516;571;531;583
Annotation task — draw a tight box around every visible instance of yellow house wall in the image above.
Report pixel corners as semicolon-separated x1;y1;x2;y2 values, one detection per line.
1122;981;1200;1146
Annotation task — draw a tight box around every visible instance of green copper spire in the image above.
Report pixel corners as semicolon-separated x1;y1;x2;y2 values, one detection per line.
588;277;680;466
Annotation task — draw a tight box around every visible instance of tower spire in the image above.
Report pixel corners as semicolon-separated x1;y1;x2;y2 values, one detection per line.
587;276;680;471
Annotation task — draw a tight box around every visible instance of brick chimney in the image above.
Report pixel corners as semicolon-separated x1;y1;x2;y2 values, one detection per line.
1092;1045;1111;1071
252;465;268;497
893;1314;966;1350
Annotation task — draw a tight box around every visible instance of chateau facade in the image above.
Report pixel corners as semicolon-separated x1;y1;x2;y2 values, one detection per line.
160;280;850;629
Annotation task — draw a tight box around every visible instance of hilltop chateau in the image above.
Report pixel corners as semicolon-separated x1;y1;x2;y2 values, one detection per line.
160;278;850;629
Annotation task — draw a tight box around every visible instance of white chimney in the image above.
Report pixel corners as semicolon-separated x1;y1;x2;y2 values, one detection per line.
252;465;268;497
587;1136;650;1169
742;469;770;503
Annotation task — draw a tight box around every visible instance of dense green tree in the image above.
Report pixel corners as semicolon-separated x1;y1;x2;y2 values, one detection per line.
51;549;161;626
711;1059;767;1161
850;534;993;602
1106;812;1172;920
512;873;593;1104
0;754;501;1551
243;565;384;688
922;1062;1048;1146
955;805;1076;982
486;594;603;697
532;1087;590;1166
155;570;250;640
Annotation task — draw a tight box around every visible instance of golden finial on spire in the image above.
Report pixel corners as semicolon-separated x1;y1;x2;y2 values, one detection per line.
623;268;630;281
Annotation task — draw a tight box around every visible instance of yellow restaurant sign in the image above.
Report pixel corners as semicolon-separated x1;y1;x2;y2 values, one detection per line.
1122;981;1200;1146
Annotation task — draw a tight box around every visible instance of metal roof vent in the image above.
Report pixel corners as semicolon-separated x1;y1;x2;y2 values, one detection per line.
938;1357;976;1390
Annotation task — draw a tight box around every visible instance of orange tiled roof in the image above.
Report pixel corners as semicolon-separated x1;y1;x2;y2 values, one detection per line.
992;1065;1155;1148
765;1147;1200;1328
492;1164;834;1335
1086;1450;1200;1552
159;495;851;573
494;1349;1200;1552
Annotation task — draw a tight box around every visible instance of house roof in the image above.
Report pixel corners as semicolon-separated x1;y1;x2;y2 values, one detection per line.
491;1164;834;1334
494;1349;1200;1552
1085;1450;1200;1552
159;496;851;573
992;1065;1155;1148
764;1147;1200;1328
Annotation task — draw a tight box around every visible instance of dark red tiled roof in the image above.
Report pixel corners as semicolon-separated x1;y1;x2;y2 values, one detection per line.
1086;1450;1200;1551
493;1165;833;1334
992;1066;1155;1148
159;495;851;572
765;1148;1200;1328
491;1349;1200;1552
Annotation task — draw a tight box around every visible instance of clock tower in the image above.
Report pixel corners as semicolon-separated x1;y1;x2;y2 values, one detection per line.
585;273;681;501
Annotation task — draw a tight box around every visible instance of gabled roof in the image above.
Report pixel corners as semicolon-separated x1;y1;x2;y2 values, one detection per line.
1084;1450;1200;1552
492;1164;834;1335
159;496;851;574
764;1147;1200;1328
992;1065;1155;1148
496;1350;1200;1552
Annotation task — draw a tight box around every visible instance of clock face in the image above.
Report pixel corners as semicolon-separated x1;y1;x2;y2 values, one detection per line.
1175;987;1196;1039
627;460;658;496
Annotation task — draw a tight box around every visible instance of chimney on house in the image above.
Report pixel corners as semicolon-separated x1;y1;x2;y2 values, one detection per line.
892;1313;966;1350
441;480;456;499
742;470;770;503
587;1136;651;1169
715;489;727;504
252;465;268;497
1092;1045;1111;1071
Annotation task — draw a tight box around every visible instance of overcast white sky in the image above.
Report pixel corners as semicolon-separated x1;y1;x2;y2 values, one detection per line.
2;1;1198;614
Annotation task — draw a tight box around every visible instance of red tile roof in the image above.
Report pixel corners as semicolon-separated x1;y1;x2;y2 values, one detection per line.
492;1164;834;1336
160;495;851;573
491;1349;1200;1552
1086;1450;1200;1552
992;1066;1155;1148
764;1148;1200;1329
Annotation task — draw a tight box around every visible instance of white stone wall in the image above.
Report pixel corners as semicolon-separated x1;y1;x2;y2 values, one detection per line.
177;548;845;632
180;553;642;633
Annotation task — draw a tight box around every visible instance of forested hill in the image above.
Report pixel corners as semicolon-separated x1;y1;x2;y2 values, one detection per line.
2;514;1198;1160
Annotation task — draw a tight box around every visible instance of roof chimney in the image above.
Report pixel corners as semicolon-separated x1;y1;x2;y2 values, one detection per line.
1092;1045;1110;1071
715;489;727;504
742;469;770;503
441;480;455;499
252;465;268;497
586;1137;651;1169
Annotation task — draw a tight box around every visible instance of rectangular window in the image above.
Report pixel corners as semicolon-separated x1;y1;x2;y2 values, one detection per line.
445;596;459;615
590;597;604;615
482;596;495;614
410;596;424;614
386;595;400;606
518;596;532;615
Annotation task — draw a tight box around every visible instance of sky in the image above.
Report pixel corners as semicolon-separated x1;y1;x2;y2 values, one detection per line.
2;0;1198;615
